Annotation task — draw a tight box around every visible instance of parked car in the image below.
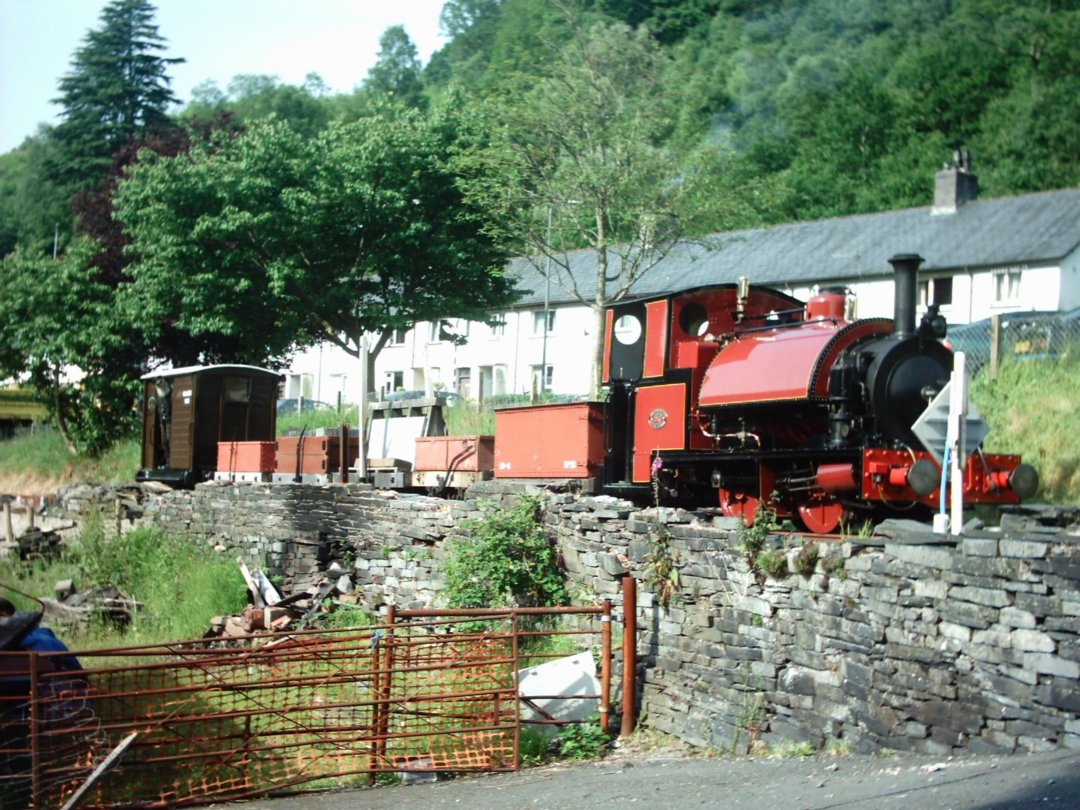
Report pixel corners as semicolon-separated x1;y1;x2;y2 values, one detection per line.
276;398;335;416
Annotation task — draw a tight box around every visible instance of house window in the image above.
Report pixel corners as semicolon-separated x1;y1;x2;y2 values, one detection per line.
994;269;1021;302
428;321;443;343
382;370;404;397
919;277;953;307
389;327;408;346
286;373;314;400
491;318;507;338
531;364;553;393
532;309;556;335
454;367;471;399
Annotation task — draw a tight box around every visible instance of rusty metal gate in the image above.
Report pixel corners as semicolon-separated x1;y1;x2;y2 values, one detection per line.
0;588;636;809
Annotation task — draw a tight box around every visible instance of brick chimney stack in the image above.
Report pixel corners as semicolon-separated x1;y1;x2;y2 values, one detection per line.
932;148;978;215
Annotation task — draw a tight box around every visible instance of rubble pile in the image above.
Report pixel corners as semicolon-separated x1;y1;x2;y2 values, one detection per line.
203;559;367;642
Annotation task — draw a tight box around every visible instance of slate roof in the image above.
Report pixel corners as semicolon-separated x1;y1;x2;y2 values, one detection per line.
506;188;1080;308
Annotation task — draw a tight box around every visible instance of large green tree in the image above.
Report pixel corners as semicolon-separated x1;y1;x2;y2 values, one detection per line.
114;102;516;388
0;240;139;454
459;19;720;395
49;0;183;195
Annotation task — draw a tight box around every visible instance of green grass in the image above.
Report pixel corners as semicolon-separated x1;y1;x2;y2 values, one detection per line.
971;355;1080;504
0;513;248;649
0;428;140;484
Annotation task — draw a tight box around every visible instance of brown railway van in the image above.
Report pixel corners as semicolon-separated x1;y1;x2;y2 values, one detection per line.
137;365;281;488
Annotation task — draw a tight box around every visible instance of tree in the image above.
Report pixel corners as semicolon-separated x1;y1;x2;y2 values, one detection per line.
364;25;426;108
114;101;516;396
459;19;713;396
49;0;183;195
0;240;139;455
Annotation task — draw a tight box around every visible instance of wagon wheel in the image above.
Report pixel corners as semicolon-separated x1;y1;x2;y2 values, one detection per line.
796;492;845;534
718;486;760;527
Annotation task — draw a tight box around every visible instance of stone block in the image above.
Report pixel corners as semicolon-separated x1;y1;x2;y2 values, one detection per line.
885;542;955;571
999;539;1049;559
999;606;1037;629
948;585;1011;608
1023;653;1079;678
1009;628;1055;653
961;537;998;557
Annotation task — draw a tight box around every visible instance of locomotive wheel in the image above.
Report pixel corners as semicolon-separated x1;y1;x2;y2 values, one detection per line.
797;494;845;534
719;487;760;526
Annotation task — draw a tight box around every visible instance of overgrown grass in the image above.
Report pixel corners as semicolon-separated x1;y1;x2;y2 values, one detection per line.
277;406;360;436
0;428;140;485
970;355;1080;504
0;511;247;649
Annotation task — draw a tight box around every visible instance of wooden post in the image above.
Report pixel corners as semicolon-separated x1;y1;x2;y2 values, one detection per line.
339;424;349;484
989;312;1002;377
3;500;12;543
621;577;637;737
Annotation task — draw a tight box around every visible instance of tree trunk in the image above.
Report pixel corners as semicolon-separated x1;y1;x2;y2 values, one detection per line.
590;209;609;400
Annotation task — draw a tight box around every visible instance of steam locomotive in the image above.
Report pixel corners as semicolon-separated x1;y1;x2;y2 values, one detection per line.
590;253;1037;531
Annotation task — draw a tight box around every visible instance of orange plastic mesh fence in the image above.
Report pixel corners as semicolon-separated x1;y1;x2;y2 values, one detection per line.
0;612;600;809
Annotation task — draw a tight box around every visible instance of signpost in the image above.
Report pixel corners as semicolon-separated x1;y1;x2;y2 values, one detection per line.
911;352;989;535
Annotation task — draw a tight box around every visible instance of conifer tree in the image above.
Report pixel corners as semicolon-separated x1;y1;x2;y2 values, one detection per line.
50;0;183;193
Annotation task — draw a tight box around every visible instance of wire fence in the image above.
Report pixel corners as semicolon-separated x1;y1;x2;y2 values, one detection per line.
1;602;624;809
947;309;1080;375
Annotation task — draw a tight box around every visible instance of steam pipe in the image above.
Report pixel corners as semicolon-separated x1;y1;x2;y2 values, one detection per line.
888;253;924;339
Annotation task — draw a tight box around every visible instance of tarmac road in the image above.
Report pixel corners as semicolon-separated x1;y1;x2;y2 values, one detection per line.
220;748;1080;810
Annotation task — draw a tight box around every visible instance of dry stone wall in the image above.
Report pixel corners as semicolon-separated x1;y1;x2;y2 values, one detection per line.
108;479;1080;755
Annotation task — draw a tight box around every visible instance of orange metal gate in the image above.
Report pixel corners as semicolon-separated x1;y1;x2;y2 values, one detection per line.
0;592;635;809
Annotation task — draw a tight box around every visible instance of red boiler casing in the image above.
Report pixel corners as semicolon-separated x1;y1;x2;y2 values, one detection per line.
494;402;605;478
698;319;892;406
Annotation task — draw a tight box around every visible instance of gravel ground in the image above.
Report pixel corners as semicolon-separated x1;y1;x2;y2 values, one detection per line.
220;744;1080;810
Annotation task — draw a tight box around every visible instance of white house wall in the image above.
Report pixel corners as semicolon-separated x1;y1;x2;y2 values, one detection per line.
284;304;599;408
1057;249;1080;310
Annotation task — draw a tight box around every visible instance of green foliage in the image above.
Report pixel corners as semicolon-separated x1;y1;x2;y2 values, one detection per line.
49;0;182;194
0;239;141;455
645;523;679;608
754;548;787;579
792;541;819;578
72;513;247;642
774;740;816;758
316;604;376;631
736;502;779;562
364;25;427;109
555;718;610;760
115;104;515;371
0;512;245;647
445;399;496;435
518;727;550;765
443;496;567;611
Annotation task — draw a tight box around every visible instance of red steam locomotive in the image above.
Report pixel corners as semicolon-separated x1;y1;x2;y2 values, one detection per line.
140;255;1037;534
573;253;1037;532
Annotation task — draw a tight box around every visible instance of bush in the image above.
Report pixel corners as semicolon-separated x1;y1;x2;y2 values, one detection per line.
443;496;567;611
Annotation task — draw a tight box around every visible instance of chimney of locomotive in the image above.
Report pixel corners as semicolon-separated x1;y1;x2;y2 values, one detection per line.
888;253;923;339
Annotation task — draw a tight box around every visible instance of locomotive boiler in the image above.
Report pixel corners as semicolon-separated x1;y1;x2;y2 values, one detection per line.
599;254;1038;532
